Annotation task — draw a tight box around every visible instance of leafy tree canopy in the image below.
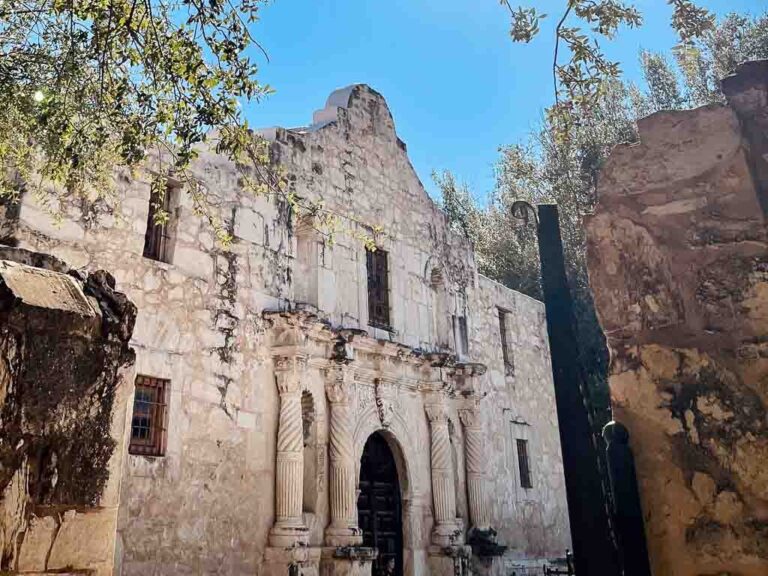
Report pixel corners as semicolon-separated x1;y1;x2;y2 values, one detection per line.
0;0;280;241
500;0;715;137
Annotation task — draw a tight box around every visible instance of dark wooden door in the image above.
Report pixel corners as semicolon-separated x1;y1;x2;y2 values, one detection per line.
358;433;403;576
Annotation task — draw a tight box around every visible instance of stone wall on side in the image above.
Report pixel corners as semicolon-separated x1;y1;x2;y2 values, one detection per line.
586;61;768;576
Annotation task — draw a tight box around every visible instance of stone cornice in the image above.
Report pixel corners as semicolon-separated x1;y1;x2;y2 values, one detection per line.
263;310;487;397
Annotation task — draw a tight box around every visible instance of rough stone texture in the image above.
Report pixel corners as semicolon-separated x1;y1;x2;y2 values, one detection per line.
0;247;136;575
7;84;570;574
586;61;768;576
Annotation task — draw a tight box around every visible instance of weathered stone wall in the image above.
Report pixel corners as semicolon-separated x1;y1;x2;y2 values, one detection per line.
7;84;570;574
0;247;136;575
472;277;571;570
586;61;768;576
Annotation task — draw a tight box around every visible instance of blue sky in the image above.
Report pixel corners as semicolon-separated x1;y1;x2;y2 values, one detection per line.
246;0;764;201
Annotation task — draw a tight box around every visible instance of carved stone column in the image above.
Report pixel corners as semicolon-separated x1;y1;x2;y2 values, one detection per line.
324;362;363;546
459;406;490;533
270;355;309;547
425;400;462;546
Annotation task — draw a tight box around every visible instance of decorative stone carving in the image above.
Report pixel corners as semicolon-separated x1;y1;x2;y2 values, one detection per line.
270;355;309;547
425;398;462;546
324;362;362;546
374;379;394;428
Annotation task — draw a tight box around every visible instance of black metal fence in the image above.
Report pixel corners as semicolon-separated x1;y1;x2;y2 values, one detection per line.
527;203;652;576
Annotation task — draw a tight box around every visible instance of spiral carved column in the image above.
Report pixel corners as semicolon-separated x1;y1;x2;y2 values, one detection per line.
270;355;309;547
324;362;363;546
459;407;491;532
426;401;461;546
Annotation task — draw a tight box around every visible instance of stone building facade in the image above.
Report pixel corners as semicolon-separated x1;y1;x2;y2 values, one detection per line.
586;61;768;576
5;85;570;575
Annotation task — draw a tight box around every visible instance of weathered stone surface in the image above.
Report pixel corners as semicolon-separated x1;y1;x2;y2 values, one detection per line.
0;247;136;575
8;85;570;574
586;61;768;576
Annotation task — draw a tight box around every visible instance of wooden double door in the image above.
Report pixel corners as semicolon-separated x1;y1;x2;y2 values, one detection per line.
357;432;404;576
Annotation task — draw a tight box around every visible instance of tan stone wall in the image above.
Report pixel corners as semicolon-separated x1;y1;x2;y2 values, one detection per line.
586;62;768;576
472;277;571;566
8;84;570;574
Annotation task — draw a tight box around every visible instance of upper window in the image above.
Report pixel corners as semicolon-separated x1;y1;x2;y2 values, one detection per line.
498;308;515;376
516;438;533;489
453;314;469;358
129;375;169;457
143;185;178;263
366;248;390;328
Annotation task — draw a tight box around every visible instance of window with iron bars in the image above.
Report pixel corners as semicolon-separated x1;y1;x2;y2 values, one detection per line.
143;185;178;263
366;248;390;329
129;376;169;457
516;438;533;489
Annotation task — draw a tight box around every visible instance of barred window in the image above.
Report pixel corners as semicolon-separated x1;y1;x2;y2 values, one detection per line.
143;185;178;263
366;248;390;328
516;438;532;489
129;376;169;457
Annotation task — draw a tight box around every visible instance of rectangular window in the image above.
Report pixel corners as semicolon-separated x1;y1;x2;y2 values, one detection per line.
129;376;169;457
516;438;532;489
143;185;178;263
498;308;514;376
453;314;469;357
366;248;390;328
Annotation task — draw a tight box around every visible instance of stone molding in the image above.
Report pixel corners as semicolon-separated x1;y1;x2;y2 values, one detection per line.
264;310;487;394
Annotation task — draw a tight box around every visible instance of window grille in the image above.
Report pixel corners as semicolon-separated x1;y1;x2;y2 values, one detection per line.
516;438;533;489
129;376;169;457
143;186;177;263
367;249;390;328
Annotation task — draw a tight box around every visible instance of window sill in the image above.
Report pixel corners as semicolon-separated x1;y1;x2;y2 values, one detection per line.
368;322;396;334
141;256;174;269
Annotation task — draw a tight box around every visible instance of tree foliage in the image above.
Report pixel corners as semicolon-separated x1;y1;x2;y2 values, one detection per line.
439;9;768;428
500;0;715;136
0;0;281;240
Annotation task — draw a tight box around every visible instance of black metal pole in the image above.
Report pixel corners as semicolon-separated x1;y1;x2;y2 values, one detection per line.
536;204;620;576
603;421;652;576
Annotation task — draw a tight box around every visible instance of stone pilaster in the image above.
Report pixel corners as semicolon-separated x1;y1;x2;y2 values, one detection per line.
458;407;490;532
270;355;309;547
324;362;363;546
425;400;462;546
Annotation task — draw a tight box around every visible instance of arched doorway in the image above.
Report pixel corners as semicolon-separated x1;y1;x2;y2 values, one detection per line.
358;432;404;576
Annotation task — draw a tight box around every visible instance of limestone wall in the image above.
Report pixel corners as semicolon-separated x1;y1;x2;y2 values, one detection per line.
472;277;571;566
586;61;768;576
6;84;570;574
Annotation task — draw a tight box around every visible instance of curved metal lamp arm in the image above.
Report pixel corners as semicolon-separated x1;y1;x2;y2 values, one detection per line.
510;200;539;228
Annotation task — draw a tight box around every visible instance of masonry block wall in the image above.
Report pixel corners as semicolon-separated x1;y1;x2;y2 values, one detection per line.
586;61;768;576
5;84;570;575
